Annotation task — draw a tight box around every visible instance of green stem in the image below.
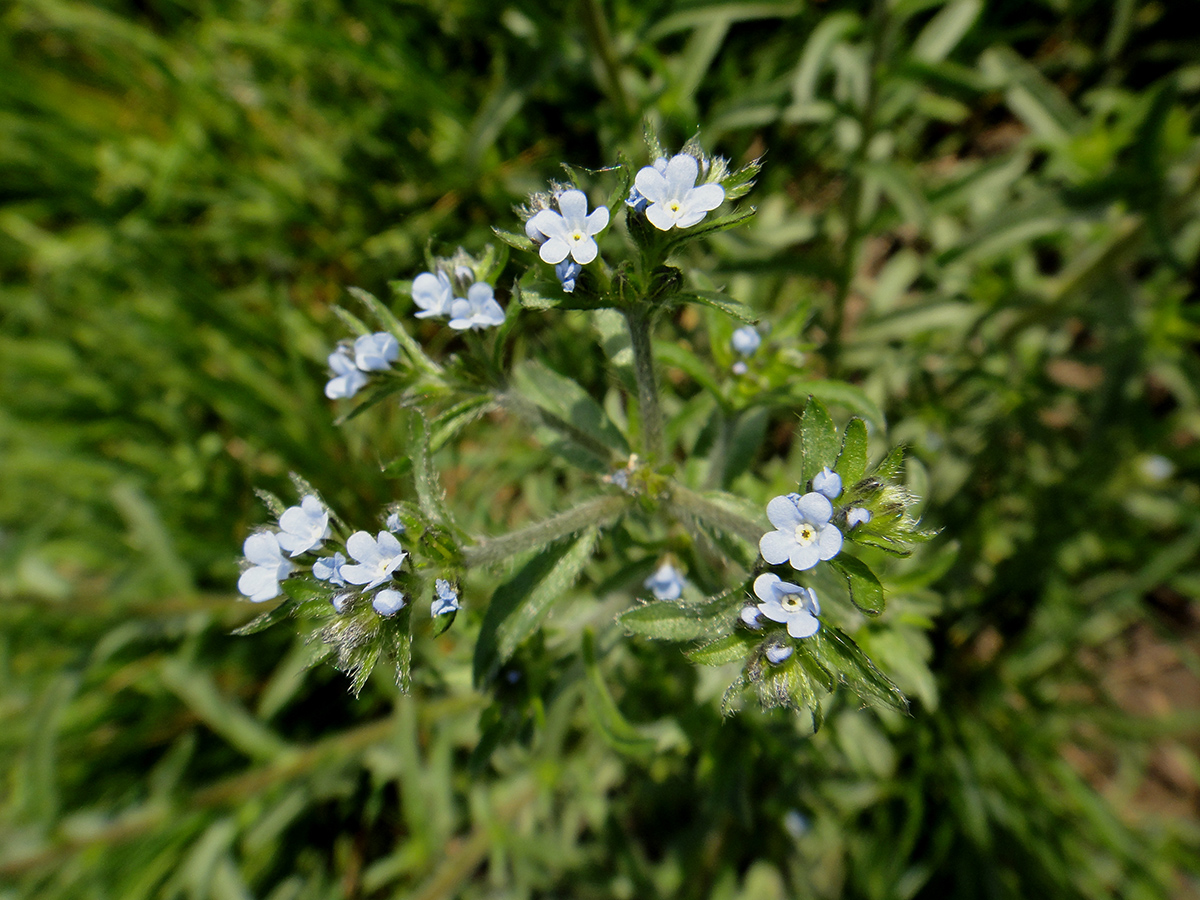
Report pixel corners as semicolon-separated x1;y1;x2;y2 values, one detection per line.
579;0;630;118
624;307;666;462
827;0;887;376
463;495;628;567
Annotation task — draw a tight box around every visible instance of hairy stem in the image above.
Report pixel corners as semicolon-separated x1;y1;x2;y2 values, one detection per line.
624;307;665;462
463;495;628;567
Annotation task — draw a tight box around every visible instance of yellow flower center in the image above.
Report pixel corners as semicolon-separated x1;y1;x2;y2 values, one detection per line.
571;231;583;242
781;594;804;611
668;201;680;213
794;522;817;546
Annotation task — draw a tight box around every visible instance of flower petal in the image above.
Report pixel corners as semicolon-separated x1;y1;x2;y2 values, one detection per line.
757;597;789;623
759;529;795;565
817;524;843;560
538;237;570;264
556;189;587;222
467;282;494;304
585;206;609;235
766;495;803;530
753;572;782;603
238;566;279;602
644;203;677;231
794;491;833;524
673;207;710;229
345;531;377;563
789;541;822;571
787;613;820;639
686;182;724;212
570;237;598;264
664;154;699;195
634;166;669;204
529;209;566;241
243;532;282;567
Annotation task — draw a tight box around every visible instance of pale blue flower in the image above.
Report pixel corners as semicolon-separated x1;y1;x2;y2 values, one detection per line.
731;326;761;356
238;532;294;603
846;507;873;529
634;154;725;231
386;512;405;534
527;189;609;265
325;348;368;400
812;466;842;500
765;643;794;664
412;270;456;319
732;361;749;376
626;157;667;212
313;551;347;586
372;588;407;616
740;605;764;629
759;492;843;571
432;578;460;617
448;282;505;331
644;562;685;601
784;809;810;838
556;259;582;293
341;530;407;590
276;496;330;557
354;332;399;371
754;573;820;638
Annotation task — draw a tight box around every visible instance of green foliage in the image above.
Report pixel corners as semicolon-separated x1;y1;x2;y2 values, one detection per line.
3;1;1199;899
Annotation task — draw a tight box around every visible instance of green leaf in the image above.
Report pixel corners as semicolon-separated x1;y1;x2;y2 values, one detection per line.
429;395;495;453
687;631;759;666
677;290;759;324
232;598;296;636
473;527;599;685
280;578;336;618
331;305;371;338
409;414;450;525
653;340;726;400
836;417;869;486
798;396;839;485
346;286;439;376
790;380;886;430
911;0;981;63
582;631;658;757
491;226;536;253
514;279;611;312
663;206;757;251
617;588;743;642
828;554;885;615
806;627;909;714
511;359;630;455
383;605;414;693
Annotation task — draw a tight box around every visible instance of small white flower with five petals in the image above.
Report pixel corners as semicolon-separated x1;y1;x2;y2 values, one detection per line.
341;530;407;590
754;573;821;639
238;532;294;603
759;492;843;571
526;190;610;265
633;154;725;231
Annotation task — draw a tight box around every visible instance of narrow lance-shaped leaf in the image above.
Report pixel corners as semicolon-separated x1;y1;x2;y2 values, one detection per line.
686;631;760;666
473;526;599;685
829;554;885;616
798;396;839;485
836;417;869;486
582;630;658;757
804;626;909;714
618;587;743;642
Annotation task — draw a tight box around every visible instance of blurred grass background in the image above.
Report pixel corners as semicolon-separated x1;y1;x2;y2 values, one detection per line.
2;0;1200;897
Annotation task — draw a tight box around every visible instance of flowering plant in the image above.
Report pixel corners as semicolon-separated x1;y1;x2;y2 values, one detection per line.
234;133;934;727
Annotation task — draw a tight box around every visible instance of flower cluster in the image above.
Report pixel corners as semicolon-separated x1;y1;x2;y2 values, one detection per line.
325;333;399;400
238;494;464;627
413;267;505;331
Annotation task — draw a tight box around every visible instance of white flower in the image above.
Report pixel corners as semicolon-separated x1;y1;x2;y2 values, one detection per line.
731;326;761;356
526;189;610;265
341;530;408;590
754;573;820;639
275;496;330;557
412;270;456;319
448;282;505;331
846;507;873;529
373;588;407;616
759;492;843;571
313;551;347;586
812;466;842;500
354;332;399;371
432;578;460;617
644;562;685;601
325;348;368;399
237;532;294;603
633;154;725;231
